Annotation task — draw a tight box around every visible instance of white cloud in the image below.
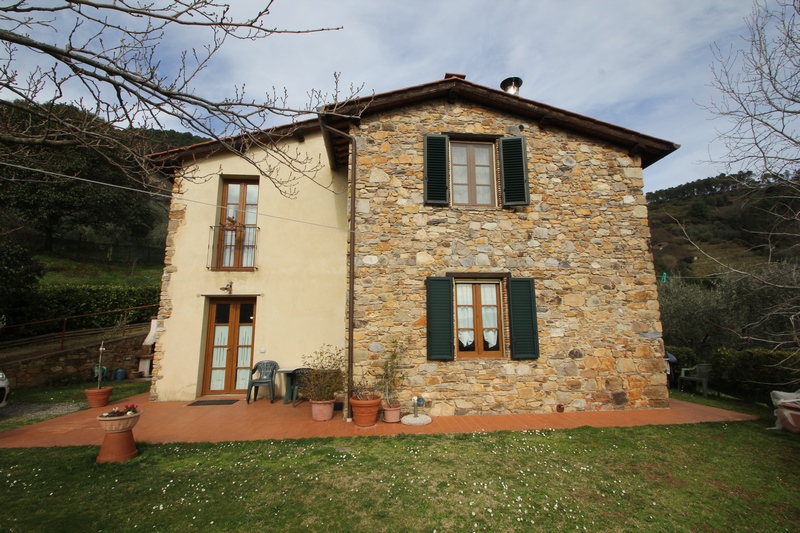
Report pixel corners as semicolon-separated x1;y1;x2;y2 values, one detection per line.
6;0;759;192
202;0;758;191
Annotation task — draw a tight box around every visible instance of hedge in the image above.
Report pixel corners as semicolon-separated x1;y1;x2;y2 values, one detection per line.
667;344;799;404
2;285;159;339
708;348;799;404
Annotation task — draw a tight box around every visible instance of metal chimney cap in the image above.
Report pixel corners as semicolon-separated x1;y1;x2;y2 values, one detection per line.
500;77;523;95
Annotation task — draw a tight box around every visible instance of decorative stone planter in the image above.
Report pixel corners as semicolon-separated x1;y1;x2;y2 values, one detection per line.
96;412;141;463
310;400;335;422
350;395;381;427
85;387;114;408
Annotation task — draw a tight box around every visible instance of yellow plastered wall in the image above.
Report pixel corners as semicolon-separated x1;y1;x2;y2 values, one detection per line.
152;130;349;401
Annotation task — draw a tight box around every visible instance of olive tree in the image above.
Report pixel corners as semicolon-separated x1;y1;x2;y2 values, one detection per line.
692;0;800;380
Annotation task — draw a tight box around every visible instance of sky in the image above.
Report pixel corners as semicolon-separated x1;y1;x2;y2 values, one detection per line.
192;0;760;193
7;0;762;194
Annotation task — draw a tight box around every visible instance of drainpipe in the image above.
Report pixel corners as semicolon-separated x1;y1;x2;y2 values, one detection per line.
319;116;357;419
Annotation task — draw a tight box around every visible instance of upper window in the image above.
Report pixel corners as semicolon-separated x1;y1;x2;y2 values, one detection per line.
213;179;259;270
424;134;530;208
426;276;539;361
451;142;495;206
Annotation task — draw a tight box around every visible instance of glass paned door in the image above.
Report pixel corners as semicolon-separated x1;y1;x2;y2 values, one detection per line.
203;299;256;395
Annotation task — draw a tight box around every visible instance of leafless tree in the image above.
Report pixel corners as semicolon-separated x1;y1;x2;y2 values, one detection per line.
702;0;800;382
0;1;363;197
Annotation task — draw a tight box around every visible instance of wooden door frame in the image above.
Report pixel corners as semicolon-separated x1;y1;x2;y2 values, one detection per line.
201;298;257;395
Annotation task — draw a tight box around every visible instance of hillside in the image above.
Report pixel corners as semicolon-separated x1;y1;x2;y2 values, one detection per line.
646;173;799;277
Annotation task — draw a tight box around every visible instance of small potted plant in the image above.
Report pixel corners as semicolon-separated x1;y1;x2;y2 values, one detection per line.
379;340;407;423
350;374;382;427
97;404;141;433
96;403;141;463
300;345;346;422
85;341;114;407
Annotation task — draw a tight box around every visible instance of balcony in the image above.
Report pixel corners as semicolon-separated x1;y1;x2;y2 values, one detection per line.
208;224;259;270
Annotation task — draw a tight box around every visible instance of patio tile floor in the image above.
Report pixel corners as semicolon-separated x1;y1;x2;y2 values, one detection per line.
0;392;759;449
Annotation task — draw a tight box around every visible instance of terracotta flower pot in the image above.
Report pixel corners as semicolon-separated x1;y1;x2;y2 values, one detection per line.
310;400;335;422
350;395;381;427
85;387;114;408
96;411;141;463
97;411;142;433
383;404;401;423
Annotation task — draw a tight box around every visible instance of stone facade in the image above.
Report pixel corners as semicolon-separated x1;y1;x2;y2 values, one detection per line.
348;100;667;415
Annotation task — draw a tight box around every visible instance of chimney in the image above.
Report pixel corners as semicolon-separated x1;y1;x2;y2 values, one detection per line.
500;77;523;95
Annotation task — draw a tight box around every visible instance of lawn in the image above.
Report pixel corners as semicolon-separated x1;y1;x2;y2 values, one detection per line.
36;253;163;287
0;381;152;434
1;388;798;532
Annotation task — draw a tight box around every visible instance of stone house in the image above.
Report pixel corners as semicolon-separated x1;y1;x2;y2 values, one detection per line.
150;74;678;416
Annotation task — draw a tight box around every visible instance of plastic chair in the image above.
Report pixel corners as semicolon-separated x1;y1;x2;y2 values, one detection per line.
678;363;712;397
291;368;312;407
246;360;278;404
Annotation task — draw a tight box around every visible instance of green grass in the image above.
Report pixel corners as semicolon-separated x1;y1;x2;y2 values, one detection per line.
36;253;163;287
1;423;798;532
669;388;775;420
1;387;799;532
9;380;152;404
0;381;152;433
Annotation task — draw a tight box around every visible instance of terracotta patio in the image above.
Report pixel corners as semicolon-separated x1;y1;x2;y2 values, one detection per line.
0;391;758;448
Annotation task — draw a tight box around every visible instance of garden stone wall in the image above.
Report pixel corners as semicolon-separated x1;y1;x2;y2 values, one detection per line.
1;334;146;389
348;100;668;415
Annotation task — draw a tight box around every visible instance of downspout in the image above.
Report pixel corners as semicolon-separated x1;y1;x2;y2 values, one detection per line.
319;117;357;418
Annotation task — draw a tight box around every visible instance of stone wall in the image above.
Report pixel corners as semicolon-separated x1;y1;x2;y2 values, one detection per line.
149;178;185;401
348;100;668;415
2;335;147;389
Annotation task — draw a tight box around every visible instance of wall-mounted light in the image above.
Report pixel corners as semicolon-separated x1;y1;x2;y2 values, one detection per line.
220;281;233;294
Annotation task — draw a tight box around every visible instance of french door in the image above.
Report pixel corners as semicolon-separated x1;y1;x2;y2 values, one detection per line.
202;299;256;395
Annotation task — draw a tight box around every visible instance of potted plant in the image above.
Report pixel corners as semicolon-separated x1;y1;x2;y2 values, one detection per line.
300;345;346;422
379;340;406;423
96;403;141;463
85;341;114;407
350;375;382;427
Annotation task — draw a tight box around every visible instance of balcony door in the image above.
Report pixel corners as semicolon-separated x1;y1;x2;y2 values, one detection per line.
202;299;256;395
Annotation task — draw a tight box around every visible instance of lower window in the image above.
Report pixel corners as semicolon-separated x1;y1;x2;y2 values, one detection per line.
456;282;502;358
426;275;539;361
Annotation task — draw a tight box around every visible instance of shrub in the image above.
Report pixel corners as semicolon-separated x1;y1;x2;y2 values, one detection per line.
708;348;799;404
3;285;158;338
300;345;346;402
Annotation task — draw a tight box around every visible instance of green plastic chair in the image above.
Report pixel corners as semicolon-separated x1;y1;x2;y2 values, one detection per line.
678;363;712;397
291;368;312;407
246;360;278;404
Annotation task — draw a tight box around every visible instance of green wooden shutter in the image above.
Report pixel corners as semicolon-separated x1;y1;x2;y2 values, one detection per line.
500;136;530;207
508;278;539;360
424;134;449;205
426;276;454;360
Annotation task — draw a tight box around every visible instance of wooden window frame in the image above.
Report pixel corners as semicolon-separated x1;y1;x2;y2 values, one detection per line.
214;178;259;271
455;280;504;359
450;141;497;207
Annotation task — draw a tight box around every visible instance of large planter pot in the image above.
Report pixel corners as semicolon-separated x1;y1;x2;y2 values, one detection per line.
383;404;401;423
96;412;141;463
85;387;114;408
350;395;381;427
310;400;335;422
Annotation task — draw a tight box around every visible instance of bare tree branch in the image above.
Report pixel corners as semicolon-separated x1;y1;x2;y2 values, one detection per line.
0;1;362;197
